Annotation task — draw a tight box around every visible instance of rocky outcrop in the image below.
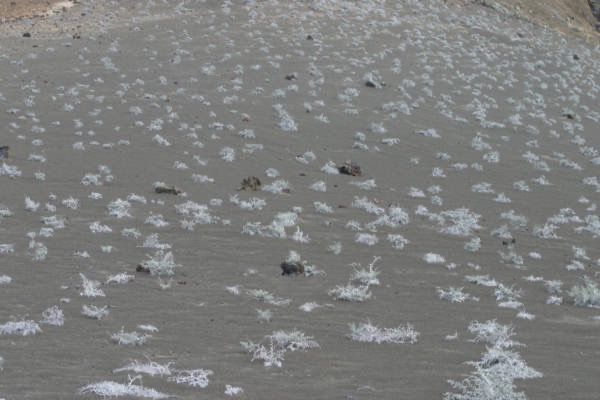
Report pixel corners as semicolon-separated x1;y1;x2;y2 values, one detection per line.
589;0;600;30
470;0;600;37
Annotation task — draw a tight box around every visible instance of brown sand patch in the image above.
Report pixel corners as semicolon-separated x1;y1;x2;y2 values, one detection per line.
469;0;600;40
0;0;76;22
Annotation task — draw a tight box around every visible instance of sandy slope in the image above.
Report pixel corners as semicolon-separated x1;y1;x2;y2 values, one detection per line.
471;0;600;39
0;1;599;399
1;0;599;38
0;0;75;21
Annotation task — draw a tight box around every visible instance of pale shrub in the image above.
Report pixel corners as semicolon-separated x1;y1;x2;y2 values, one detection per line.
569;276;600;307
348;321;419;344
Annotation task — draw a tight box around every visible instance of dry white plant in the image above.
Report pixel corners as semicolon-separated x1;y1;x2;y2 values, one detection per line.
445;320;541;400
468;320;521;348
544;280;562;294
355;233;378;246
310;181;327;192
241;338;285;368
89;221;112;233
299;302;333;312
313;201;333;214
328;242;342;255
465;275;498;287
241;329;319;368
79;273;105;297
81;305;109;320
423;253;445;264
80;376;170;399
569;276;600;307
438;208;482;236
256;309;272;323
351;256;381;286
61;196;79;210
24;196;40;212
40;306;64;326
141;233;171;250
262;179;291;194
0;244;14;254
106;273;134;284
113;359;174;377
329;282;372;302
348;320;419;344
270;330;320;351
167;369;213;388
122;228;142;238
110;328;152;346
350;178;377;191
246;289;290;306
145;214;169;228
0;319;42;336
107;199;132;218
225;385;243;396
138;251;181;276
437;287;479;303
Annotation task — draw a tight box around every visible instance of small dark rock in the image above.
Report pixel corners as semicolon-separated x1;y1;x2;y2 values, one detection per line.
502;238;516;246
154;184;182;195
136;264;150;274
562;113;574;120
0;146;10;160
281;261;305;276
23;32;31;38
285;73;297;80
238;176;261;191
306;34;314;40
338;160;362;176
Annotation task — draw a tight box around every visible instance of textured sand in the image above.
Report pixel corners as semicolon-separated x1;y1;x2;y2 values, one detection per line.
1;1;599;399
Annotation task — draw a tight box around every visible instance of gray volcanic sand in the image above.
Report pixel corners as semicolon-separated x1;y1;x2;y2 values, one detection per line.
1;1;600;399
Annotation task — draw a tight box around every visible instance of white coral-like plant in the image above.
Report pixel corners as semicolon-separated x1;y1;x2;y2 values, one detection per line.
110;328;151;346
80;376;170;399
0;319;42;336
107;199;132;218
328;282;372;302
351;256;381;286
569;276;600;307
40;306;64;326
167;369;213;388
79;273;105;297
348;320;419;344
269;330;320;351
139;251;181;276
241;338;285;368
468;320;521;348
81;305;109;320
242;329;319;368
437;287;479;303
246;289;290;306
113;360;173;377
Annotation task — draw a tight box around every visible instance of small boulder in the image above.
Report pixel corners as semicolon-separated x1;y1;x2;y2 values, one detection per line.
338;160;362;176
154;183;182;195
281;261;305;276
239;176;262;191
0;146;10;160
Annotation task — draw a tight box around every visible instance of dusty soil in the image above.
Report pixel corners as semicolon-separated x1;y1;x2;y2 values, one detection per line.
0;1;599;400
